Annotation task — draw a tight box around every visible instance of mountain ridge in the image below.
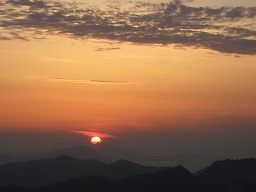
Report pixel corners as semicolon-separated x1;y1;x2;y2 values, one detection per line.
0;157;256;191
0;144;223;171
0;155;164;188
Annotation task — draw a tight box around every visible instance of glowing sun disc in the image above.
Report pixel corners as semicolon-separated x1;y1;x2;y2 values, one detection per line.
91;136;101;144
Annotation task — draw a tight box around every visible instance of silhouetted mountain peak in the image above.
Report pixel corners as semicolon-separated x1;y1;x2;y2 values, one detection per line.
202;158;256;174
143;165;190;179
199;158;256;184
0;155;163;187
111;159;142;167
210;158;256;167
42;145;110;163
164;165;190;174
54;155;78;161
0;154;20;166
2;158;256;192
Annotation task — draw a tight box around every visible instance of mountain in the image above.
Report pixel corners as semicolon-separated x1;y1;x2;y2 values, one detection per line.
44;144;163;163
196;158;256;192
43;145;219;171
0;154;20;166
166;153;223;172
0;145;223;171
1;158;256;192
0;155;163;188
31;166;207;192
39;158;256;192
198;158;256;184
0;145;163;170
91;144;162;161
117;165;206;192
41;145;110;163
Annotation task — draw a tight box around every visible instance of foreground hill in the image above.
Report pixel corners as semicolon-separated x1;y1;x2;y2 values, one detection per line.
0;145;222;171
32;158;256;192
0;155;162;188
36;166;205;192
197;158;256;191
1;158;256;192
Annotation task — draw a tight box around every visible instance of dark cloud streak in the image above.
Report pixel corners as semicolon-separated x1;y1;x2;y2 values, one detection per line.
0;0;256;54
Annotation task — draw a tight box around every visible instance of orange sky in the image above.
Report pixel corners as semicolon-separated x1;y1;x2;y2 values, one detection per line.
0;0;256;157
1;36;256;134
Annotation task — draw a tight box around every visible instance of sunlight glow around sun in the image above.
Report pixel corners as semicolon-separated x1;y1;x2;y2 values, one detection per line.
91;136;102;144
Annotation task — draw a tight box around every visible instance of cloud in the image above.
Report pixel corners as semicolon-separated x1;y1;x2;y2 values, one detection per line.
7;0;47;8
71;130;118;138
1;0;256;54
94;47;120;51
27;76;139;85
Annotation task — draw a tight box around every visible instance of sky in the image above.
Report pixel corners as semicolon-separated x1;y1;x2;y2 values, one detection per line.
0;0;256;160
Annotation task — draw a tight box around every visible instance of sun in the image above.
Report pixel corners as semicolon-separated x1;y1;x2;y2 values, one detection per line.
91;136;102;144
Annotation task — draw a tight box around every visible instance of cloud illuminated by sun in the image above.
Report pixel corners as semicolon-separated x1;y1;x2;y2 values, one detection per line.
1;0;256;54
71;130;118;138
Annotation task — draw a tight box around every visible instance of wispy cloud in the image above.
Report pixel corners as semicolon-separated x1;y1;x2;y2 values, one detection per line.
27;75;139;85
94;47;120;52
40;56;78;63
71;130;118;138
1;0;256;54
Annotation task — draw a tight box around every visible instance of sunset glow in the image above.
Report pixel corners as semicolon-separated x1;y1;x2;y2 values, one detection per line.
0;0;256;159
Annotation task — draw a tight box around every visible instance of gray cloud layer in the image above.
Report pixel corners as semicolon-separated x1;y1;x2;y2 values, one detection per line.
1;0;256;54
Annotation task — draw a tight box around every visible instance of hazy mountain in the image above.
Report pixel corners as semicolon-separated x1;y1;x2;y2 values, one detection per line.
90;144;161;161
0;151;41;166
41;145;110;163
194;158;256;192
35;166;203;192
33;162;256;192
0;145;223;171
43;145;222;171
1;158;256;192
166;153;223;172
0;154;20;166
198;158;256;184
0;155;163;188
44;144;162;162
91;145;223;171
117;165;205;192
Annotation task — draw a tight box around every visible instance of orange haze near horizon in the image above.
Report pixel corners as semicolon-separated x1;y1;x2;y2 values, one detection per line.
1;37;256;136
0;0;256;157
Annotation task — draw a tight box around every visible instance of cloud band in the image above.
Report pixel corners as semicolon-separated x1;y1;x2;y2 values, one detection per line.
1;0;256;54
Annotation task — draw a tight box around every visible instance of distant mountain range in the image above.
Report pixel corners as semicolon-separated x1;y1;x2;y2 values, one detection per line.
43;144;163;162
38;166;198;192
0;154;20;166
0;144;222;171
1;158;256;192
41;145;110;163
0;155;163;188
198;158;256;184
